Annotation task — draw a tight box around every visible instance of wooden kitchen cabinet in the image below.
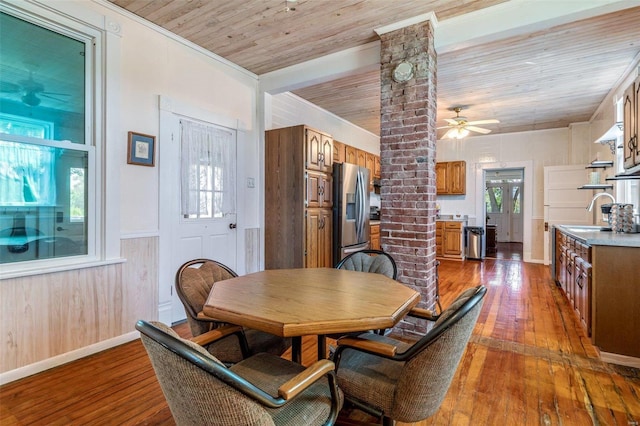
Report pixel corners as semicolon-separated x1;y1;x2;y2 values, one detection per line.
345;145;357;164
436;161;466;195
622;75;640;170
356;149;367;168
374;155;381;178
333;140;346;164
305;209;333;268
370;223;380;250
436;220;464;259
265;125;333;269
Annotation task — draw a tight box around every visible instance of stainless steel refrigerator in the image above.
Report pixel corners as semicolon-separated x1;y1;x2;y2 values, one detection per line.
333;162;370;265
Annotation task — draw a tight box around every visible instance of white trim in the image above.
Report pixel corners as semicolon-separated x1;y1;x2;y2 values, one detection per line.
0;331;139;385
120;231;160;239
159;95;245;131
0;257;126;280
475;161;534;263
600;351;640;368
374;12;438;36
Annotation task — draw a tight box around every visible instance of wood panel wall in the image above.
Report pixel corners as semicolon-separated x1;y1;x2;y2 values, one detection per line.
0;237;158;375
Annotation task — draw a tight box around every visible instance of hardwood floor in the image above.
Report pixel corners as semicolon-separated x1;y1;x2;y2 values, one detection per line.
1;259;639;425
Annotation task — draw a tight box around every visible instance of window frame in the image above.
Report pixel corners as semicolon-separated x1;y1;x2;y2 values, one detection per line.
0;1;115;278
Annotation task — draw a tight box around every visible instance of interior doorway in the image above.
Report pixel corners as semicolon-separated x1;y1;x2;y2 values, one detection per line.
485;168;524;253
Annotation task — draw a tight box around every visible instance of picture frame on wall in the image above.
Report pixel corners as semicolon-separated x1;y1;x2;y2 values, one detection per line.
127;131;155;167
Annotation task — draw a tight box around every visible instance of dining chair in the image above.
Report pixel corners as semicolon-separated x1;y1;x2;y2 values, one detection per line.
335;249;397;279
136;320;343;426
333;249;398;338
332;285;487;425
176;258;291;364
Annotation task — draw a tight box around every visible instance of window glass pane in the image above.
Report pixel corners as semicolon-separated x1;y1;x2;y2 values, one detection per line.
0;12;85;144
0;10;90;265
485;186;503;214
0;140;88;264
512;185;521;214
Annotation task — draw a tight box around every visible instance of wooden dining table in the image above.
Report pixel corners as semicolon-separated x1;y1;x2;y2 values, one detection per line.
202;268;420;363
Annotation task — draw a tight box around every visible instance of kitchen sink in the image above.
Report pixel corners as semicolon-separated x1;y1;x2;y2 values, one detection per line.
562;225;607;233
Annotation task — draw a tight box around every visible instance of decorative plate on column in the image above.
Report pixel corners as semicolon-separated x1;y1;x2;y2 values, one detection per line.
392;61;414;83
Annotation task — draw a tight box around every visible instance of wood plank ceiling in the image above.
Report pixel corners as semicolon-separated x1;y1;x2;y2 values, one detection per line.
109;0;640;138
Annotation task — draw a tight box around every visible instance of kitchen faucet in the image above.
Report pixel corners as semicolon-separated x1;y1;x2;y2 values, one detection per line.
586;192;616;211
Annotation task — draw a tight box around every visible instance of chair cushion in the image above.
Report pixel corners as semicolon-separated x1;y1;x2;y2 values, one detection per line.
335;333;411;415
231;353;343;426
339;253;395;278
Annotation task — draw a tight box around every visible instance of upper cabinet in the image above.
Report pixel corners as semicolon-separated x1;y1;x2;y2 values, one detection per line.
333;140;346;164
623;76;640;171
436;161;466;195
306;128;333;173
345;145;357;164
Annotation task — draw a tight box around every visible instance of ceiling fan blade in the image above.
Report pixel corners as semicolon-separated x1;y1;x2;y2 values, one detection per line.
39;93;68;102
465;125;492;134
444;118;459;125
0;81;21;93
41;91;71;96
465;119;500;126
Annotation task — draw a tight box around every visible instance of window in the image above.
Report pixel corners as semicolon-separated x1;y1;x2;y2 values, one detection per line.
0;9;93;265
180;119;236;220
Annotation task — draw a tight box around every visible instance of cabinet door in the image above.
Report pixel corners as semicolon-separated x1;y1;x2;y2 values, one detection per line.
321;134;333;173
370;224;380;251
306;171;321;208
333;140;346;164
320;174;333;209
306;128;323;171
435;221;444;257
345;145;357;164
319;209;333;268
356;149;367;168
635;76;640;165
450;161;466;195
578;261;592;335
374;155;381;178
365;152;375;190
305;209;332;268
435;162;448;194
307;171;332;209
623;83;636;169
444;222;462;256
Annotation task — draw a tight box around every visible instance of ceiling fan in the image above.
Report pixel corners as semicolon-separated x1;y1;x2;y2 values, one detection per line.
437;107;499;139
0;72;69;107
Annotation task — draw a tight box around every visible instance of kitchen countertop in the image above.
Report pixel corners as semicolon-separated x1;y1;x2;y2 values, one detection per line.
370;220;380;226
555;224;640;247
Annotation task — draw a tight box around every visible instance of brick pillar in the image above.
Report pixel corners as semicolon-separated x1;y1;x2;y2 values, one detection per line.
378;20;437;337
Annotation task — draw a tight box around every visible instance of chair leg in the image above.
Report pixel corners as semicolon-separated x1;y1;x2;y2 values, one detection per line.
382;416;396;426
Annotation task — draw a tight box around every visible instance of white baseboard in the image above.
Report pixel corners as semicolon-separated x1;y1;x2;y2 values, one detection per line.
0;331;140;385
600;351;640;368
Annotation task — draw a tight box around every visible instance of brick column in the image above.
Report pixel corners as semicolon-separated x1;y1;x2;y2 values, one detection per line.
378;20;438;337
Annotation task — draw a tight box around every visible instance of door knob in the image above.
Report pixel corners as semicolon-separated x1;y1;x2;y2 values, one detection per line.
229;223;237;229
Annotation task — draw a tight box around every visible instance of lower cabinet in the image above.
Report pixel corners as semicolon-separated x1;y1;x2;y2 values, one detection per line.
436;221;464;260
305;209;333;268
370;223;380;250
554;228;592;336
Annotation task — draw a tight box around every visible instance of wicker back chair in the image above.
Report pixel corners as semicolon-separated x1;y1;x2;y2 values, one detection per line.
176;258;290;363
336;249;397;279
333;285;487;425
137;320;342;426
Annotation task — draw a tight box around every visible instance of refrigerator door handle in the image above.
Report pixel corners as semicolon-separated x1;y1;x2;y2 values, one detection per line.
355;169;364;241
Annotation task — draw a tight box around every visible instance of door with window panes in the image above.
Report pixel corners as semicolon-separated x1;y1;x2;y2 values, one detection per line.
485;181;523;243
160;117;237;324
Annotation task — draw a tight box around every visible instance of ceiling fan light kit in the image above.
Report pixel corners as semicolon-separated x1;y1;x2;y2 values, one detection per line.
437;106;499;139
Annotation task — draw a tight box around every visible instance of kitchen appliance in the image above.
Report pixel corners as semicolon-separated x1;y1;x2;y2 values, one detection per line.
333;163;370;265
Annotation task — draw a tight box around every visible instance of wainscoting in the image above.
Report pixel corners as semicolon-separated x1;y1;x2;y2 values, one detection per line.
0;237;158;381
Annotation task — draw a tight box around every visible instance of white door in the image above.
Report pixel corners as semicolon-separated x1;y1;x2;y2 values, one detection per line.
509;182;523;243
159;113;237;324
485;179;523;242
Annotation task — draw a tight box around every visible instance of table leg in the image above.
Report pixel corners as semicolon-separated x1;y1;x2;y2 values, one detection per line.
317;334;327;359
291;336;302;364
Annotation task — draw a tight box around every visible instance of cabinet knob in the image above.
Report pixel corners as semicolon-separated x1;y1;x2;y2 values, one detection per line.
229;223;237;229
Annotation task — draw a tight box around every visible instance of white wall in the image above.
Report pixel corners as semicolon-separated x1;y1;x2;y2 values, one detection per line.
268;92;380;153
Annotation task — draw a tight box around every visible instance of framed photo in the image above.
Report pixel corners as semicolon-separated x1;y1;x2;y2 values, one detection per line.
127;131;155;167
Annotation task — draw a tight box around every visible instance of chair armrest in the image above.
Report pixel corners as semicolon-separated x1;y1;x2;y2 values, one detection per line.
408;307;439;321
336;336;397;357
190;324;244;346
278;359;335;400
